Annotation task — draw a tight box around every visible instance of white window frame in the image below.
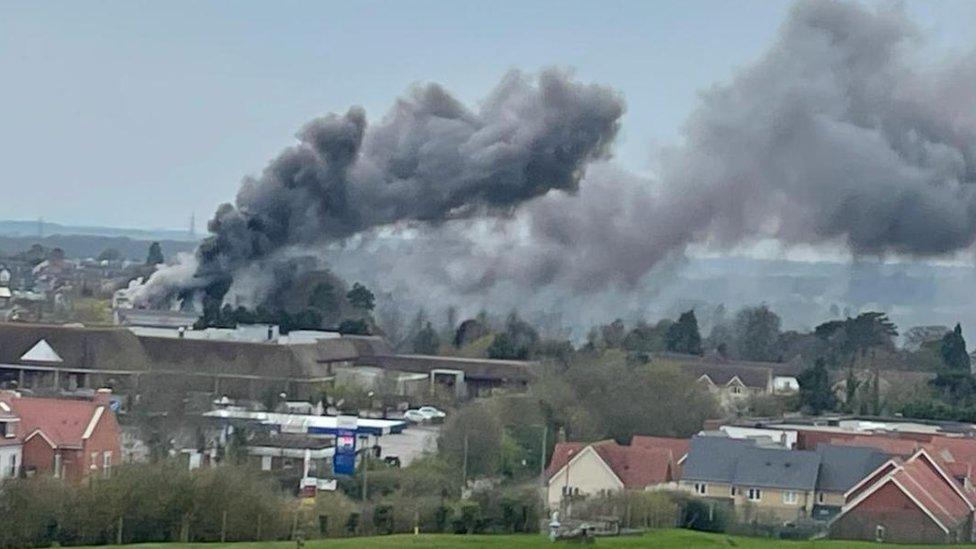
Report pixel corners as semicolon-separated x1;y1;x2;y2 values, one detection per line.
731;385;743;395
782;490;798;505
261;455;273;471
817;491;825;504
694;482;707;495
102;451;112;478
747;488;762;501
53;453;62;479
875;525;886;542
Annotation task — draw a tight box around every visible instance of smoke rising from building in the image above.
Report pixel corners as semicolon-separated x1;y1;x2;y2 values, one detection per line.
135;0;976;327
134;69;624;307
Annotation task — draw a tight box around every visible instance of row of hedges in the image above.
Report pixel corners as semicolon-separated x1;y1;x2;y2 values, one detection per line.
0;463;294;547
308;484;543;537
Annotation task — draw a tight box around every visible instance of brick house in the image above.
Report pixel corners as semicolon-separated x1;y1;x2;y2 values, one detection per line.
830;449;975;544
680;436;889;523
0;389;121;482
546;437;688;508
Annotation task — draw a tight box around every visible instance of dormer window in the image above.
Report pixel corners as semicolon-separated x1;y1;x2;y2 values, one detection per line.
0;419;16;438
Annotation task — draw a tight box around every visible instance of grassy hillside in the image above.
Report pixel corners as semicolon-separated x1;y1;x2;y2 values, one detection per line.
89;529;959;548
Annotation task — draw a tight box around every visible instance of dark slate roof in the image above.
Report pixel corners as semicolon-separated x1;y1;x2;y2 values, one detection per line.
138;336;329;380
657;352;800;380
682;436;821;491
691;363;771;389
682;436;755;483
356;354;536;381
343;335;393;357
0;322;150;372
734;446;820;491
815;443;890;492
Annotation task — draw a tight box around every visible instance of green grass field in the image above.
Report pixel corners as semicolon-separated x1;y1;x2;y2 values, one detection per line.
91;529;965;548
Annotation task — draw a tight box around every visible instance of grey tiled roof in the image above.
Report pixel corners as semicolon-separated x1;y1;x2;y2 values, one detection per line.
815;443;889;492
682;435;821;491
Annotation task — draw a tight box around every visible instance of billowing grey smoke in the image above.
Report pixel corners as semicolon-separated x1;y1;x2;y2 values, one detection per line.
137;0;976;329
136;69;623;307
463;0;976;291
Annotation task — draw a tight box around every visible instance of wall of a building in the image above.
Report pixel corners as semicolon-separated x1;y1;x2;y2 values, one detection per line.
830;482;950;544
22;435;55;476
816;490;846;507
82;407;122;479
679;481;812;522
547;448;623;507
0;444;22;479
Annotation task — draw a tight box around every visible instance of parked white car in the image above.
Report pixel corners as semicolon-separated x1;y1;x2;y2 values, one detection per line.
417;406;447;420
403;409;427;423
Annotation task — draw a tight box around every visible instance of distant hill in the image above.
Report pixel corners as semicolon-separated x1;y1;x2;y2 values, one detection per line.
0;219;199;242
0;234;198;261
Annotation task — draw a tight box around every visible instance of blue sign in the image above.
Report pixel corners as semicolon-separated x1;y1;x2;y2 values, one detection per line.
333;429;357;476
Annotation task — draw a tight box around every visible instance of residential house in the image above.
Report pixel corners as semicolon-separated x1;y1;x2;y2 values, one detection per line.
546;437;688;508
0;389;121;482
691;364;772;409
680;436;820;522
811;443;890;520
830;449;975;544
681;437;886;519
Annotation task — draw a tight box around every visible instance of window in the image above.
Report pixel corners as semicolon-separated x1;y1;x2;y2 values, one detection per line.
261;456;273;471
53;453;62;479
875;525;886;542
731;385;743;395
730;486;737;496
694;483;707;495
90;452;99;469
102;451;112;478
783;491;798;505
817;492;825;504
747;488;762;501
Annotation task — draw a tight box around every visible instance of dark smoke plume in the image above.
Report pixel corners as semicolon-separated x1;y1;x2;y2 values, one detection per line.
135;0;976;326
134;69;623;307
455;0;976;292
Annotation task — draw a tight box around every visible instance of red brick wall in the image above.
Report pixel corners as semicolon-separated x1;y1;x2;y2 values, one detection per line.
21;405;122;483
846;462;896;503
22;435;55;475
831;481;950;544
78;407;122;480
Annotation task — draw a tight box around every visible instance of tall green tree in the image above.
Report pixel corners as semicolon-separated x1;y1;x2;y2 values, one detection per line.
487;313;540;360
796;359;836;414
346;282;375;312
309;282;340;313
941;323;970;372
665;310;702;355
734;305;781;361
412;322;440;355
145;241;164;265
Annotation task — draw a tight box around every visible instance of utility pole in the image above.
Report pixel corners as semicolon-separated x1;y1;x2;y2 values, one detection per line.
461;432;469;495
538;424;548;533
360;435;369;535
539;425;547;479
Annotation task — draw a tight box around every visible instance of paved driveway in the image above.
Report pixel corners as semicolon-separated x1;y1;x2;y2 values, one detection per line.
378;424;440;466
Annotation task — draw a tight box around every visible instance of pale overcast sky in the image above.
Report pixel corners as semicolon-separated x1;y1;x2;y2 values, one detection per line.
1;0;973;229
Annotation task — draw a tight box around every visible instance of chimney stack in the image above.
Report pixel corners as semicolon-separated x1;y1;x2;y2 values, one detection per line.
95;388;112;407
